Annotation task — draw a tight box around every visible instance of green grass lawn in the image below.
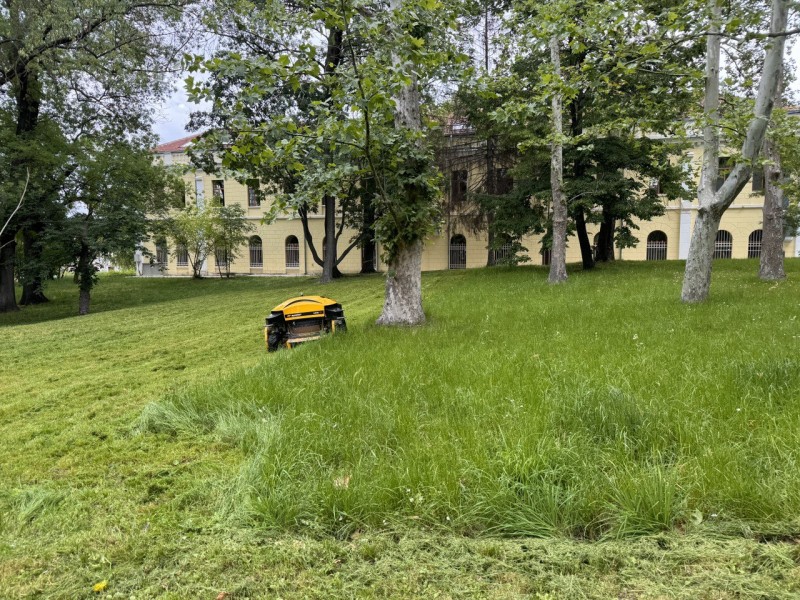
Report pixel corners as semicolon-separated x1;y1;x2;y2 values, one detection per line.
2;262;800;599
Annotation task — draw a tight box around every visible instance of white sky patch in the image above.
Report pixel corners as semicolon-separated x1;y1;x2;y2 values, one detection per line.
152;75;210;144
152;37;800;145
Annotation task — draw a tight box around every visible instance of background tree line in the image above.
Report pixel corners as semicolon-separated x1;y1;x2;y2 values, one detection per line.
1;0;798;319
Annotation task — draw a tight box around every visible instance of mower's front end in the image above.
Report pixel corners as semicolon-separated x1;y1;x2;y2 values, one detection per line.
265;296;347;352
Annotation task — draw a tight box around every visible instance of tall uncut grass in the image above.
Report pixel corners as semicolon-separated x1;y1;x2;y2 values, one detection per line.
140;260;800;539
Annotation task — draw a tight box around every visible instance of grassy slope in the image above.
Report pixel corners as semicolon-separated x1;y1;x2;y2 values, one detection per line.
1;263;800;599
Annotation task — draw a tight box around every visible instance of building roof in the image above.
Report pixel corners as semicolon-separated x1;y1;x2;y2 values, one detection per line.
154;134;199;153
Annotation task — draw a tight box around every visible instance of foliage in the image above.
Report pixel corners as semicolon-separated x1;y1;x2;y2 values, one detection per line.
163;204;217;278
465;0;703;267
42;136;183;313
210;203;255;278
163;200;254;278
770;106;800;233
0;0;193;310
185;0;458;270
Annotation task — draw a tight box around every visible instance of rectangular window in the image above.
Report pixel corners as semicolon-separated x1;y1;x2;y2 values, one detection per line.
176;245;189;267
715;158;731;192
451;170;468;204
491;168;514;195
215;247;228;267
247;180;261;207
752;169;765;193
212;180;225;206
649;178;663;195
156;241;168;265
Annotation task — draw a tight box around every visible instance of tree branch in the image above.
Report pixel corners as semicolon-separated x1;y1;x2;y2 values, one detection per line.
0;168;29;243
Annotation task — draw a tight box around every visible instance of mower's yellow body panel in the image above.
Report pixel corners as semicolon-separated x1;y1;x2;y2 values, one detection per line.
272;295;337;320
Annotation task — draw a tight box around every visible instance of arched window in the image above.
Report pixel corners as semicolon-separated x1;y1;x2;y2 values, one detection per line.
748;229;763;258
285;235;300;268
249;236;263;268
714;230;733;259
646;231;668;260
449;234;467;269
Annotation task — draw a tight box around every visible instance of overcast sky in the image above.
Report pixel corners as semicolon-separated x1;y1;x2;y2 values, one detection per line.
152;42;800;145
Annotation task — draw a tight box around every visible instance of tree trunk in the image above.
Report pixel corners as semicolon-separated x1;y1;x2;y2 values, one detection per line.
361;242;376;274
682;0;788;302
78;288;91;316
573;207;595;270
485;139;496;267
760;157;785;280
760;69;785;281
321;195;337;283
681;208;722;302
377;0;428;324
548;34;568;284
0;240;18;312
360;187;377;274
19;228;49;305
76;240;94;315
377;239;424;325
595;210;615;262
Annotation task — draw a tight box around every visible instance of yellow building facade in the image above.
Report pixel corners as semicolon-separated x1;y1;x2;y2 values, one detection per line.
145;135;800;277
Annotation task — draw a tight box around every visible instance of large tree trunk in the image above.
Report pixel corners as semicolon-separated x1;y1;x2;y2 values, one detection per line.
760;69;785;281
682;0;788;302
548;34;568;284
595;209;615;262
573;207;595;269
681;208;722;302
377;0;428;324
760;160;785;280
377;239;424;325
0;240;18;312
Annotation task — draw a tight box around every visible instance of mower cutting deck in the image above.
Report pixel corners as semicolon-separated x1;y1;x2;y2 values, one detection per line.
265;295;347;352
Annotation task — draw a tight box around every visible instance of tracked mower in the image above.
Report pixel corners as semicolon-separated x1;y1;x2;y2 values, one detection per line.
265;295;347;352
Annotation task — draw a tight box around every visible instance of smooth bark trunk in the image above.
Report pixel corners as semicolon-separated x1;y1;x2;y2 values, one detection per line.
376;239;424;325
681;209;722;302
682;0;788;302
760;69;785;280
548;34;568;284
760;153;785;280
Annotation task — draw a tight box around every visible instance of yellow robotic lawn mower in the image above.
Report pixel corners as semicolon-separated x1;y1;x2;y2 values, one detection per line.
264;295;347;352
